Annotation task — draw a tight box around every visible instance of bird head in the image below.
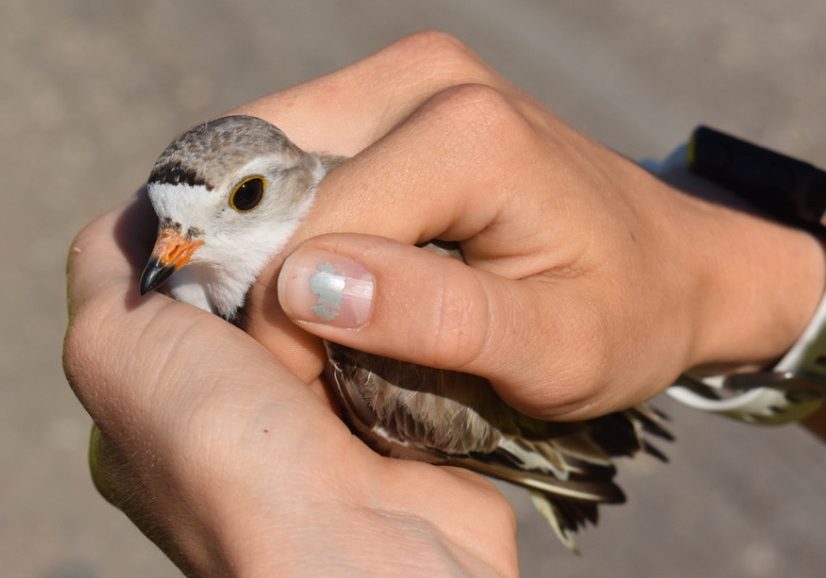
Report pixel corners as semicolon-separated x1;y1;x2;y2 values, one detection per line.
139;115;325;317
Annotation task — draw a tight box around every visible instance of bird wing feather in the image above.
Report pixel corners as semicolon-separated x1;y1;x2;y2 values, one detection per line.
325;342;666;503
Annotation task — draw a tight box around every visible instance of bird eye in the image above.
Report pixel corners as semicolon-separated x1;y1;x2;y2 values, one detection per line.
229;176;266;212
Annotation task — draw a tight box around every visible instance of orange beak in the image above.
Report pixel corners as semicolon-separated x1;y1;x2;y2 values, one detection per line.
139;228;205;295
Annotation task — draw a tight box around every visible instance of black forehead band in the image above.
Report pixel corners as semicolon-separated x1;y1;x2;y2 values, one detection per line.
148;161;214;190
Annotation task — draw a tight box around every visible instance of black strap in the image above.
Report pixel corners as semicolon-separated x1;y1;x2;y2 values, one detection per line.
689;125;826;230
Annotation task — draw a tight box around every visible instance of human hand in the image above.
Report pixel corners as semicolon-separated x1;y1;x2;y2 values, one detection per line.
63;194;517;577
63;31;825;576
235;32;825;420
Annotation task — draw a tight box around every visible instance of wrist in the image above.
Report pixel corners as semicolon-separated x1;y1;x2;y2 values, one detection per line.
686;196;825;371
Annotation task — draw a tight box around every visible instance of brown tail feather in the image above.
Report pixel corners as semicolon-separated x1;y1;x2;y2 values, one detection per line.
445;455;626;503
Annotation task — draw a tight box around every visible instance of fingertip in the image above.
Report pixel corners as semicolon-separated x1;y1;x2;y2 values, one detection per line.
67;191;157;310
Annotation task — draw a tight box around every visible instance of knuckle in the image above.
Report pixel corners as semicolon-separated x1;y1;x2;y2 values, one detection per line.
379;32;502;97
390;30;477;65
426;84;536;158
431;83;510;123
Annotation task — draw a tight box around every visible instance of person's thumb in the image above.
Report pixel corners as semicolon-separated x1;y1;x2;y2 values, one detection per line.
276;233;600;419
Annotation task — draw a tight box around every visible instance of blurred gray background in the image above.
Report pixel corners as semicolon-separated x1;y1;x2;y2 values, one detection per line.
2;1;825;576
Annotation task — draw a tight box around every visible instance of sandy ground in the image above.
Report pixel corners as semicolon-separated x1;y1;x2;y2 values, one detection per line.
2;1;826;576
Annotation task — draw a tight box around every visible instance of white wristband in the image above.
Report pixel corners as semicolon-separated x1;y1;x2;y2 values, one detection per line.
667;290;826;425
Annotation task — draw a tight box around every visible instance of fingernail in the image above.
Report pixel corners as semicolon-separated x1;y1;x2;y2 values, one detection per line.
278;249;374;328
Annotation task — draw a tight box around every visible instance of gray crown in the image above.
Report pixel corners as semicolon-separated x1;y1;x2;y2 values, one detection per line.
148;115;305;191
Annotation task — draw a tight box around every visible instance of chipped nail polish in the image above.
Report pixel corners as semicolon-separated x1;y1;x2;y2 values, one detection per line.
279;251;374;328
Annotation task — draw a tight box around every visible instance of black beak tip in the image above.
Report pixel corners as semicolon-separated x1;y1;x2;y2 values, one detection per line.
140;258;176;295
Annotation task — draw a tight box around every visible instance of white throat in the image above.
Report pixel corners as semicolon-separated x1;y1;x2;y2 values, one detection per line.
158;159;327;319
